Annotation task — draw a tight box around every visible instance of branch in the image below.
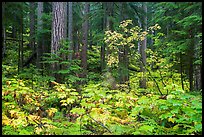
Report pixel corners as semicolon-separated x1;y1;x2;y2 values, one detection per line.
5;38;26;43
86;114;112;134
158;68;169;95
137;55;163;96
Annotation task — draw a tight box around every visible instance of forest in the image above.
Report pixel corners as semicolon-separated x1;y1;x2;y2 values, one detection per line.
2;2;202;135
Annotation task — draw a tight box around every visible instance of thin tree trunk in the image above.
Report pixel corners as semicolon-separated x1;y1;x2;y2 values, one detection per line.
18;15;23;74
188;29;194;91
12;14;17;39
106;2;114;72
124;44;129;82
139;2;147;88
68;2;73;61
18;34;21;74
81;2;90;78
61;3;68;71
2;23;6;59
29;2;35;52
193;34;202;91
64;3;67;38
118;3;129;84
189;55;193;91
101;2;106;71
37;2;43;69
180;53;184;90
118;3;123;83
12;26;17;39
137;17;142;53
2;2;6;59
74;30;80;54
21;19;24;71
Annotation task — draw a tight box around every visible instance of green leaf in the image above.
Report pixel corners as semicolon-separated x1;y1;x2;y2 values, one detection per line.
131;106;143;116
159;112;172;120
132;131;141;135
139;125;154;132
19;129;32;135
170;108;179;114
137;96;149;105
57;69;70;74
159;105;168;110
66;98;75;104
80;102;95;109
195;123;202;132
70;92;79;96
70;108;85;115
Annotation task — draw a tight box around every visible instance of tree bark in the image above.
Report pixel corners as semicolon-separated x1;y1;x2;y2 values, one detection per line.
193;33;202;91
180;53;184;90
18;12;24;74
188;29;194;91
12;26;17;39
2;22;6;59
68;2;73;61
81;2;90;78
2;2;6;59
106;2;114;72
139;2;147;88
29;2;35;52
51;2;66;82
118;3;129;84
61;3;68;71
37;2;43;69
101;2;107;71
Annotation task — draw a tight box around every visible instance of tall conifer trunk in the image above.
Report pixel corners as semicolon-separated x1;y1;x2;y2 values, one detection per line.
51;2;66;82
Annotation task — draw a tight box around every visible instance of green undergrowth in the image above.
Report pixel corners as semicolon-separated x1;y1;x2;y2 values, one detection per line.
2;70;202;135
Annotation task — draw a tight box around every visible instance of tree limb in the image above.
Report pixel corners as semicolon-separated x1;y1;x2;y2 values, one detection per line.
86;114;112;134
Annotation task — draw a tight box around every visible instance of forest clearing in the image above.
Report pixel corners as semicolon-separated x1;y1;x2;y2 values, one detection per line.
2;2;202;135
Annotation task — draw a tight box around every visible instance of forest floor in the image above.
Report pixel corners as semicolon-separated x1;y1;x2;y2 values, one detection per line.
2;65;202;135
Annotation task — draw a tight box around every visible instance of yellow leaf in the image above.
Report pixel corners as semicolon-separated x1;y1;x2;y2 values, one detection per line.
168;117;175;123
2;119;11;125
35;127;43;134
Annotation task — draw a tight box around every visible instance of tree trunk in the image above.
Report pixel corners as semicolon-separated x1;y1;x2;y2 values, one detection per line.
18;13;24;74
81;2;90;78
68;2;73;61
51;2;66;82
61;3;68;71
137;18;142;53
2;2;6;59
12;14;17;39
188;29;194;91
12;26;17;39
193;33;202;91
180;53;184;90
106;2;114;30
106;2;114;72
29;2;35;52
2;22;6;59
139;2;147;88
118;3;129;84
37;2;43;69
100;2;107;71
64;3;68;38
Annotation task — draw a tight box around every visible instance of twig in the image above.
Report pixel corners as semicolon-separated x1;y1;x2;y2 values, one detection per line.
138;56;163;96
86;114;112;134
158;68;169;95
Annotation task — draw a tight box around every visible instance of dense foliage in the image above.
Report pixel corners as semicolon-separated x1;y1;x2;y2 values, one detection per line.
2;68;202;135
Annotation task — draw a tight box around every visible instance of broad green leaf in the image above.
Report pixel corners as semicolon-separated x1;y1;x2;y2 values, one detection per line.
139;125;154;132
70;108;85;115
70;92;79;96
